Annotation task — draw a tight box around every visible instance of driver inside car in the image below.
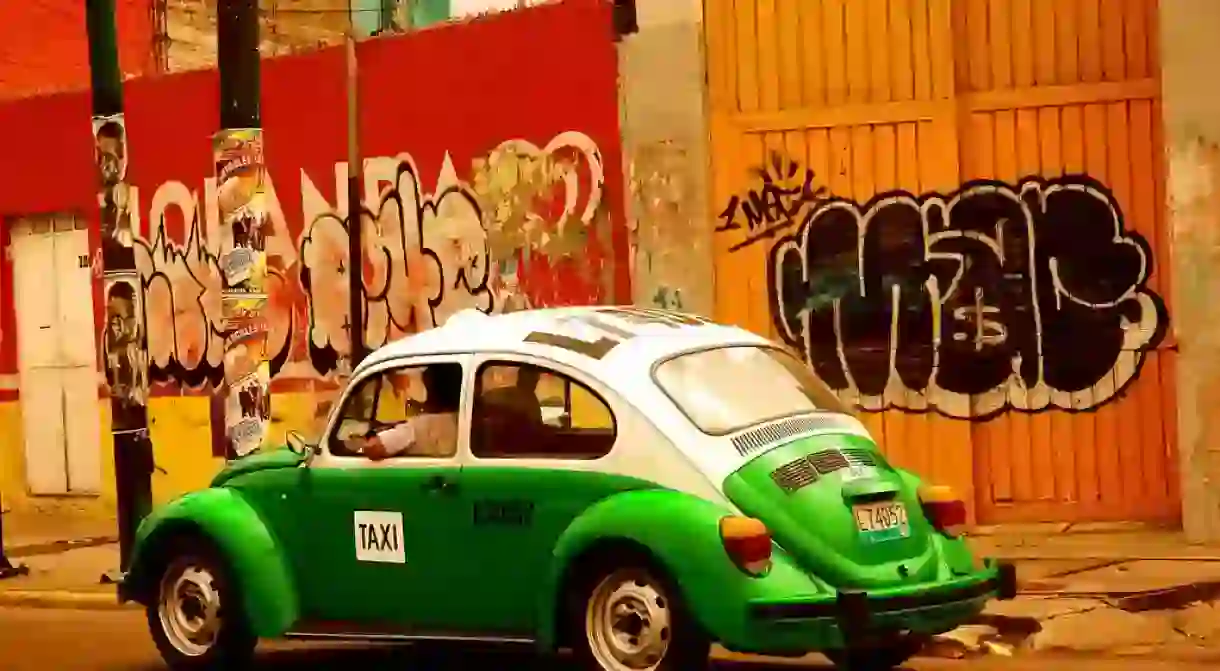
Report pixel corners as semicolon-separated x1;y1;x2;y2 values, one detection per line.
359;365;462;460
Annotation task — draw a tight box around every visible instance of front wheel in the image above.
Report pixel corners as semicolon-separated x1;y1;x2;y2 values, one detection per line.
146;538;256;670
572;565;710;671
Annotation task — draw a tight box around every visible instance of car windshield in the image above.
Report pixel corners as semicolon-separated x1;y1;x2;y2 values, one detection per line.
653;345;852;436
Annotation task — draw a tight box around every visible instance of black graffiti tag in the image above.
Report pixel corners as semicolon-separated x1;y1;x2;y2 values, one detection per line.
768;176;1168;419
716;152;828;252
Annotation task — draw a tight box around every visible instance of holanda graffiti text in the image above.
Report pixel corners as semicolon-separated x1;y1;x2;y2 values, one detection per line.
113;132;607;389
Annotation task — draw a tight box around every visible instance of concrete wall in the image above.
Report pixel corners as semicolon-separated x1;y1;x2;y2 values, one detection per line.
1160;0;1220;543
166;0;454;71
166;0;349;71
616;0;715;316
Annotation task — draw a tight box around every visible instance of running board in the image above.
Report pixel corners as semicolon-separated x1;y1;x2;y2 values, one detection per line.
284;629;536;646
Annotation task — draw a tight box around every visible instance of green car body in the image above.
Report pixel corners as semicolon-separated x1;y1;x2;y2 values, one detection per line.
121;307;1016;667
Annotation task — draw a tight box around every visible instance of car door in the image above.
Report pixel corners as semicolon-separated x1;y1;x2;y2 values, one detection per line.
286;356;473;632
449;356;636;635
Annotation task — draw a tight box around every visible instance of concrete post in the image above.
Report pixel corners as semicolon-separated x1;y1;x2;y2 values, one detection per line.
1160;0;1220;543
86;0;155;576
215;0;272;459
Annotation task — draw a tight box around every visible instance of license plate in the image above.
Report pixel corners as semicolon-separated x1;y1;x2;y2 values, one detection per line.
853;501;910;542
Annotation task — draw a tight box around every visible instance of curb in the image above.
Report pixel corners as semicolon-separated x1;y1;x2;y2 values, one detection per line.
1015;579;1220;612
1113;579;1220;612
7;536;118;558
0;589;137;611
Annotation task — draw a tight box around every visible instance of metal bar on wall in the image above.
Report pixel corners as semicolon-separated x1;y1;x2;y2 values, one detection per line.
347;1;366;369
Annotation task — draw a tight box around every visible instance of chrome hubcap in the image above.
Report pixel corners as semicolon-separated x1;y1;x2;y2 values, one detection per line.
586;570;672;671
157;563;222;657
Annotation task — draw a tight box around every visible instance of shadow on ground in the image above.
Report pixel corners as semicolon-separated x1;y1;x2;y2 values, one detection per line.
128;643;834;670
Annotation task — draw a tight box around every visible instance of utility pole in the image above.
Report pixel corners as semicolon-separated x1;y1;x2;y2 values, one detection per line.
86;0;156;579
215;0;272;458
347;1;365;368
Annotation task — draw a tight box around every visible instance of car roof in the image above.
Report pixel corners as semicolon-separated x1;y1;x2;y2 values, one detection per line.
354;306;773;378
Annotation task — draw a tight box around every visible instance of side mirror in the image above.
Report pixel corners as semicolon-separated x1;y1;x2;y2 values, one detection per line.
287;430;318;467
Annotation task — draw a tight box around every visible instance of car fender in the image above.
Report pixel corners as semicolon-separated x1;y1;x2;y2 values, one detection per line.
124;487;299;638
537;488;826;650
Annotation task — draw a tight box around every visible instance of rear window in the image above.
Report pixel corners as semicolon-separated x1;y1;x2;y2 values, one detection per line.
652;345;851;436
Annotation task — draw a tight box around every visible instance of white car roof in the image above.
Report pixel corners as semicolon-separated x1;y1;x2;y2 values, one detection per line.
354;306;773;379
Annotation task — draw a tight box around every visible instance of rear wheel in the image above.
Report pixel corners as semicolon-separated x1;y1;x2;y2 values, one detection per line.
146;536;256;670
571;563;710;671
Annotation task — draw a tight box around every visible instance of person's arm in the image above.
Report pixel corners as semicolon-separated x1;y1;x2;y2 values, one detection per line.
364;421;417;461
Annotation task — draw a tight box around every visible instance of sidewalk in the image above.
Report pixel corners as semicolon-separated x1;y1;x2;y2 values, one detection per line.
0;506;123;609
953;526;1220;660
0;544;124;609
2;506;117;557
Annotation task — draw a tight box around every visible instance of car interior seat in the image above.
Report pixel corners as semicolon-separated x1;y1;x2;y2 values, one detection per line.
476;385;546;456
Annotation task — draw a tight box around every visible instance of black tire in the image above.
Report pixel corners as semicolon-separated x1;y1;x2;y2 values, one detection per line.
145;535;257;670
568;556;710;671
824;638;924;671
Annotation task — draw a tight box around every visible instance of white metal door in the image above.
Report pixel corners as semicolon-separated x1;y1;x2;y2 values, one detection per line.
55;224;102;493
12;216;101;495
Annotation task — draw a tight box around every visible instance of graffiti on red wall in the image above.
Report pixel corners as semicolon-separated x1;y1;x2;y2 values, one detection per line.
0;0;626;390
120;131;609;388
302;132;608;375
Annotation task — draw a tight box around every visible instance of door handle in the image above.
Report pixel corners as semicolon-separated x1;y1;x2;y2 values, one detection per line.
422;474;457;494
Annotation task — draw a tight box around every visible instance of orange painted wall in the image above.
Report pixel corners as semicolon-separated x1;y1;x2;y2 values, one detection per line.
0;0;154;100
705;0;1178;526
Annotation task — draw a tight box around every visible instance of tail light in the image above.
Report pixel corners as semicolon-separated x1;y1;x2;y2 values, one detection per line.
919;485;968;538
720;516;772;577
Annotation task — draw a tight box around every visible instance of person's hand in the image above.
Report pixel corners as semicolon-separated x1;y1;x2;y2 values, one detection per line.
341;436;366;455
362;435;390;461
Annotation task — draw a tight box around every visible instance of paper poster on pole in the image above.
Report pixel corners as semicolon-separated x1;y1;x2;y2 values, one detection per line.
93;114;137;271
225;363;271;457
214;128;271;458
223;296;269;383
220;201;268;293
102;272;149;432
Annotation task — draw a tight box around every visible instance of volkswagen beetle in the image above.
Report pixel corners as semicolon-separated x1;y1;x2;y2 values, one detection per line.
119;306;1016;670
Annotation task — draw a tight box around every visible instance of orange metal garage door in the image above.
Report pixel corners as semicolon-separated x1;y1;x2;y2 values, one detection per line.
704;0;1178;525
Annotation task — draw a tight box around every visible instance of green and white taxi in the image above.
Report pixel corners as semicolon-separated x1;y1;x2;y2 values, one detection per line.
119;306;1016;670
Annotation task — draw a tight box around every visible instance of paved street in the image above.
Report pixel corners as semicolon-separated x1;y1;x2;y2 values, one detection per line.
1;607;1216;671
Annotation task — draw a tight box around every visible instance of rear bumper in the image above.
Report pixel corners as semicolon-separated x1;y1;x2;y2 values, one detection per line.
751;559;1016;620
733;559;1017;653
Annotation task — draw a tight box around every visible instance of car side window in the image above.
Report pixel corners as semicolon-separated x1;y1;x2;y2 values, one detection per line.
472;362;616;460
329;362;462;458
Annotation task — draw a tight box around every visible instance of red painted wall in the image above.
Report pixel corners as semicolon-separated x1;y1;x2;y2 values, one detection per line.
0;0;154;100
0;0;626;396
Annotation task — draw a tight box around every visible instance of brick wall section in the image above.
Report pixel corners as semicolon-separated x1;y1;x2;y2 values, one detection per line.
0;0;153;100
167;0;350;71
